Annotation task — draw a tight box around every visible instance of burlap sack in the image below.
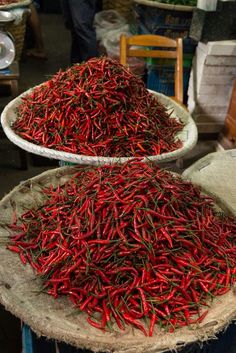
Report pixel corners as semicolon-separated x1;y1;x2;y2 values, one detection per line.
182;149;236;217
0;166;236;353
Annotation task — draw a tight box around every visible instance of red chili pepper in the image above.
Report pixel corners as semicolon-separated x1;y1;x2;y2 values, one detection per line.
138;288;149;315
87;317;103;330
6;160;236;336
149;313;156;337
13;57;184;158
6;245;20;253
123;313;148;336
19;252;27;265
196;310;209;323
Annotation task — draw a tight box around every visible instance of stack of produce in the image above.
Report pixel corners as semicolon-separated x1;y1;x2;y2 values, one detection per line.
7;161;236;336
148;0;197;5
0;0;18;4
12;57;183;157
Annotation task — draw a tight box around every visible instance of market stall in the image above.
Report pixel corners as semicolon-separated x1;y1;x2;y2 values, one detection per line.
0;2;236;352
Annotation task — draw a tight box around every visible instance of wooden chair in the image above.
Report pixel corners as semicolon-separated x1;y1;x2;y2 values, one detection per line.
120;34;184;104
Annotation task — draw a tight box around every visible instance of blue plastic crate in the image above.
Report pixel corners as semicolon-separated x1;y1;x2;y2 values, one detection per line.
21;322;236;352
22;324;56;353
22;324;34;353
137;21;197;54
146;65;191;102
0;68;11;75
135;4;193;34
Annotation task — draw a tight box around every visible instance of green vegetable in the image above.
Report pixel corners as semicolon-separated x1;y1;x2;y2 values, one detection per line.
152;0;197;6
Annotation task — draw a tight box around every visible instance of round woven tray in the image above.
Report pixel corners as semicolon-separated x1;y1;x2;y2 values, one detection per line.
0;166;236;353
1;88;198;166
0;0;31;10
132;0;195;12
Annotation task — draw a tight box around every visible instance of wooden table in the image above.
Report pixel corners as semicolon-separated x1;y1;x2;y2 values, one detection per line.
0;61;19;98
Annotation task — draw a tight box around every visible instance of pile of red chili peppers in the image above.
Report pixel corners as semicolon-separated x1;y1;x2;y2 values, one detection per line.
0;0;18;4
13;57;183;157
7;161;236;336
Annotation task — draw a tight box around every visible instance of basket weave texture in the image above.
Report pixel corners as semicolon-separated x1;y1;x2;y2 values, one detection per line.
182;149;236;217
132;0;195;12
0;0;31;9
1;10;29;61
102;0;133;21
1;89;198;165
0;166;236;352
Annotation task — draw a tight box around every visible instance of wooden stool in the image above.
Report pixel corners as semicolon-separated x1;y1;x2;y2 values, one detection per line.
0;61;19;97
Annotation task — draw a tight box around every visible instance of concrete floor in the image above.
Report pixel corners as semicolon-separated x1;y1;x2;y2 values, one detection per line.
0;11;70;353
0;11;221;353
0;12;70;196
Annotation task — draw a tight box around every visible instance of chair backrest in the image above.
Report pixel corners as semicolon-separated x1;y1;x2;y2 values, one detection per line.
120;34;183;104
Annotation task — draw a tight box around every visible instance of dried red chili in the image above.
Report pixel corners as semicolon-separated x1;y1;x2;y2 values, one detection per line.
13;57;183;158
6;161;236;336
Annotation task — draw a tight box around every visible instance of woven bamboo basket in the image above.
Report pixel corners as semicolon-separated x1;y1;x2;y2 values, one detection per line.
0;0;31;10
0;166;236;352
1;10;29;61
102;0;134;21
132;0;195;12
1;88;198;166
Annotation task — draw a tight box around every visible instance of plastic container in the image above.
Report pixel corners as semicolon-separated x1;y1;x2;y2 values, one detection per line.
135;3;193;35
146;53;194;68
138;20;197;54
136;13;197;103
19;321;236;353
146;65;191;103
22;324;56;353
